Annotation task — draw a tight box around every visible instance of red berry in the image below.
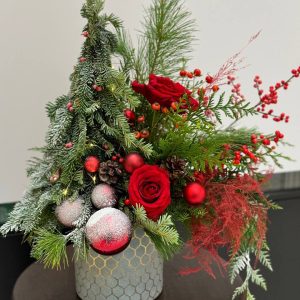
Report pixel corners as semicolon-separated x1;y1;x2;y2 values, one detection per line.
151;102;161;111
137;115;145;123
124;109;136;121
68;106;74;112
161;107;169;114
263;139;271;146
179;70;187;77
212;85;219;92
134;131;141;139
112;156;117;161
140;129;150;139
119;158;124;164
124;199;131;206
65;142;73;149
82;31;89;37
79;57;87;63
205;75;214;84
187;72;194;79
171;102;178;111
197;88;206;96
194;69;202;76
67;102;73;109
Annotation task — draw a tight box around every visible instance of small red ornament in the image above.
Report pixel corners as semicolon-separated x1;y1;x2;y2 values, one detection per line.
124;109;136;121
137;115;145;123
84;156;100;173
140;129;150;139
79;57;87;63
184;182;206;205
123;153;145;173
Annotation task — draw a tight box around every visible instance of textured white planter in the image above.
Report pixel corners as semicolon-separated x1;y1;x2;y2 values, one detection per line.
75;228;163;300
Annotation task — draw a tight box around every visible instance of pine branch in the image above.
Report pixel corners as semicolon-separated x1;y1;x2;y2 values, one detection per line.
31;229;68;269
133;205;181;259
133;0;196;81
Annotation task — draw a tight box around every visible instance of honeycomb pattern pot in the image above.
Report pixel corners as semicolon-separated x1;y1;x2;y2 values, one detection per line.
75;228;163;300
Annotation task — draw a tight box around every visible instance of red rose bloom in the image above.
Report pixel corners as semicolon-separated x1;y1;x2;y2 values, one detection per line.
128;164;171;220
132;74;199;110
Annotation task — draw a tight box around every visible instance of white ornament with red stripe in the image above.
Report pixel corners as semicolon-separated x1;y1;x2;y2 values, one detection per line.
85;208;132;255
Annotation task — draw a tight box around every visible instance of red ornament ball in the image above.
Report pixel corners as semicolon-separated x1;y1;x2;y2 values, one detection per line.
184;182;206;205
85;208;132;255
123;153;145;173
84;156;100;173
124;109;136;121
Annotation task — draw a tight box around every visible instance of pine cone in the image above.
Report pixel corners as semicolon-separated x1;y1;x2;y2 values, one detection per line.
164;156;187;181
99;160;123;185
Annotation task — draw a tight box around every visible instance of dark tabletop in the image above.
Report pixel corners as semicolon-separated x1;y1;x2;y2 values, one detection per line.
13;248;245;300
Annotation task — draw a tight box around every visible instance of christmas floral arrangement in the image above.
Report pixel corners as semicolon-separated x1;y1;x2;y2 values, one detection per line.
1;1;298;299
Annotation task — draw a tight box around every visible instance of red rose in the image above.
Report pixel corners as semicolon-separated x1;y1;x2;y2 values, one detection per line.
128;164;171;220
132;74;199;110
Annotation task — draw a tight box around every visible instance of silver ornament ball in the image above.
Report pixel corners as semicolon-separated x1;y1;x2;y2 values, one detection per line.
91;184;117;209
85;208;132;255
55;197;84;227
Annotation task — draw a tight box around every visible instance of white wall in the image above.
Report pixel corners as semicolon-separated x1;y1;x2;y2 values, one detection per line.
0;0;299;203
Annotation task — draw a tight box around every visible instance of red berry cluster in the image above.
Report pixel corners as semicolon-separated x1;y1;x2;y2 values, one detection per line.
66;102;74;112
124;109;150;139
93;84;103;92
254;67;300;123
112;153;125;164
251;134;270;146
179;69;202;78
233;145;258;165
82;31;89;38
79;57;87;63
227;75;245;103
274;130;284;143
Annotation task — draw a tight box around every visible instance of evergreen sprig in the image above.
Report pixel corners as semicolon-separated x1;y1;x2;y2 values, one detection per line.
31;229;68;269
134;205;182;259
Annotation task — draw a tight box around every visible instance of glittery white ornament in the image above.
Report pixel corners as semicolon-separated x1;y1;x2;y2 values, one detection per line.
91;184;117;209
55;197;84;227
85;208;132;255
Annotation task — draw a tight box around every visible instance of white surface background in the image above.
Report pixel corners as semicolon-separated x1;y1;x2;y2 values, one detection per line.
0;0;299;203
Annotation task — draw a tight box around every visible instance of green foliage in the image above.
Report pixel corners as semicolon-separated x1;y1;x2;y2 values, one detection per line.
116;0;196;82
229;244;272;300
206;92;257;124
31;229;68;269
134;205;182;259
